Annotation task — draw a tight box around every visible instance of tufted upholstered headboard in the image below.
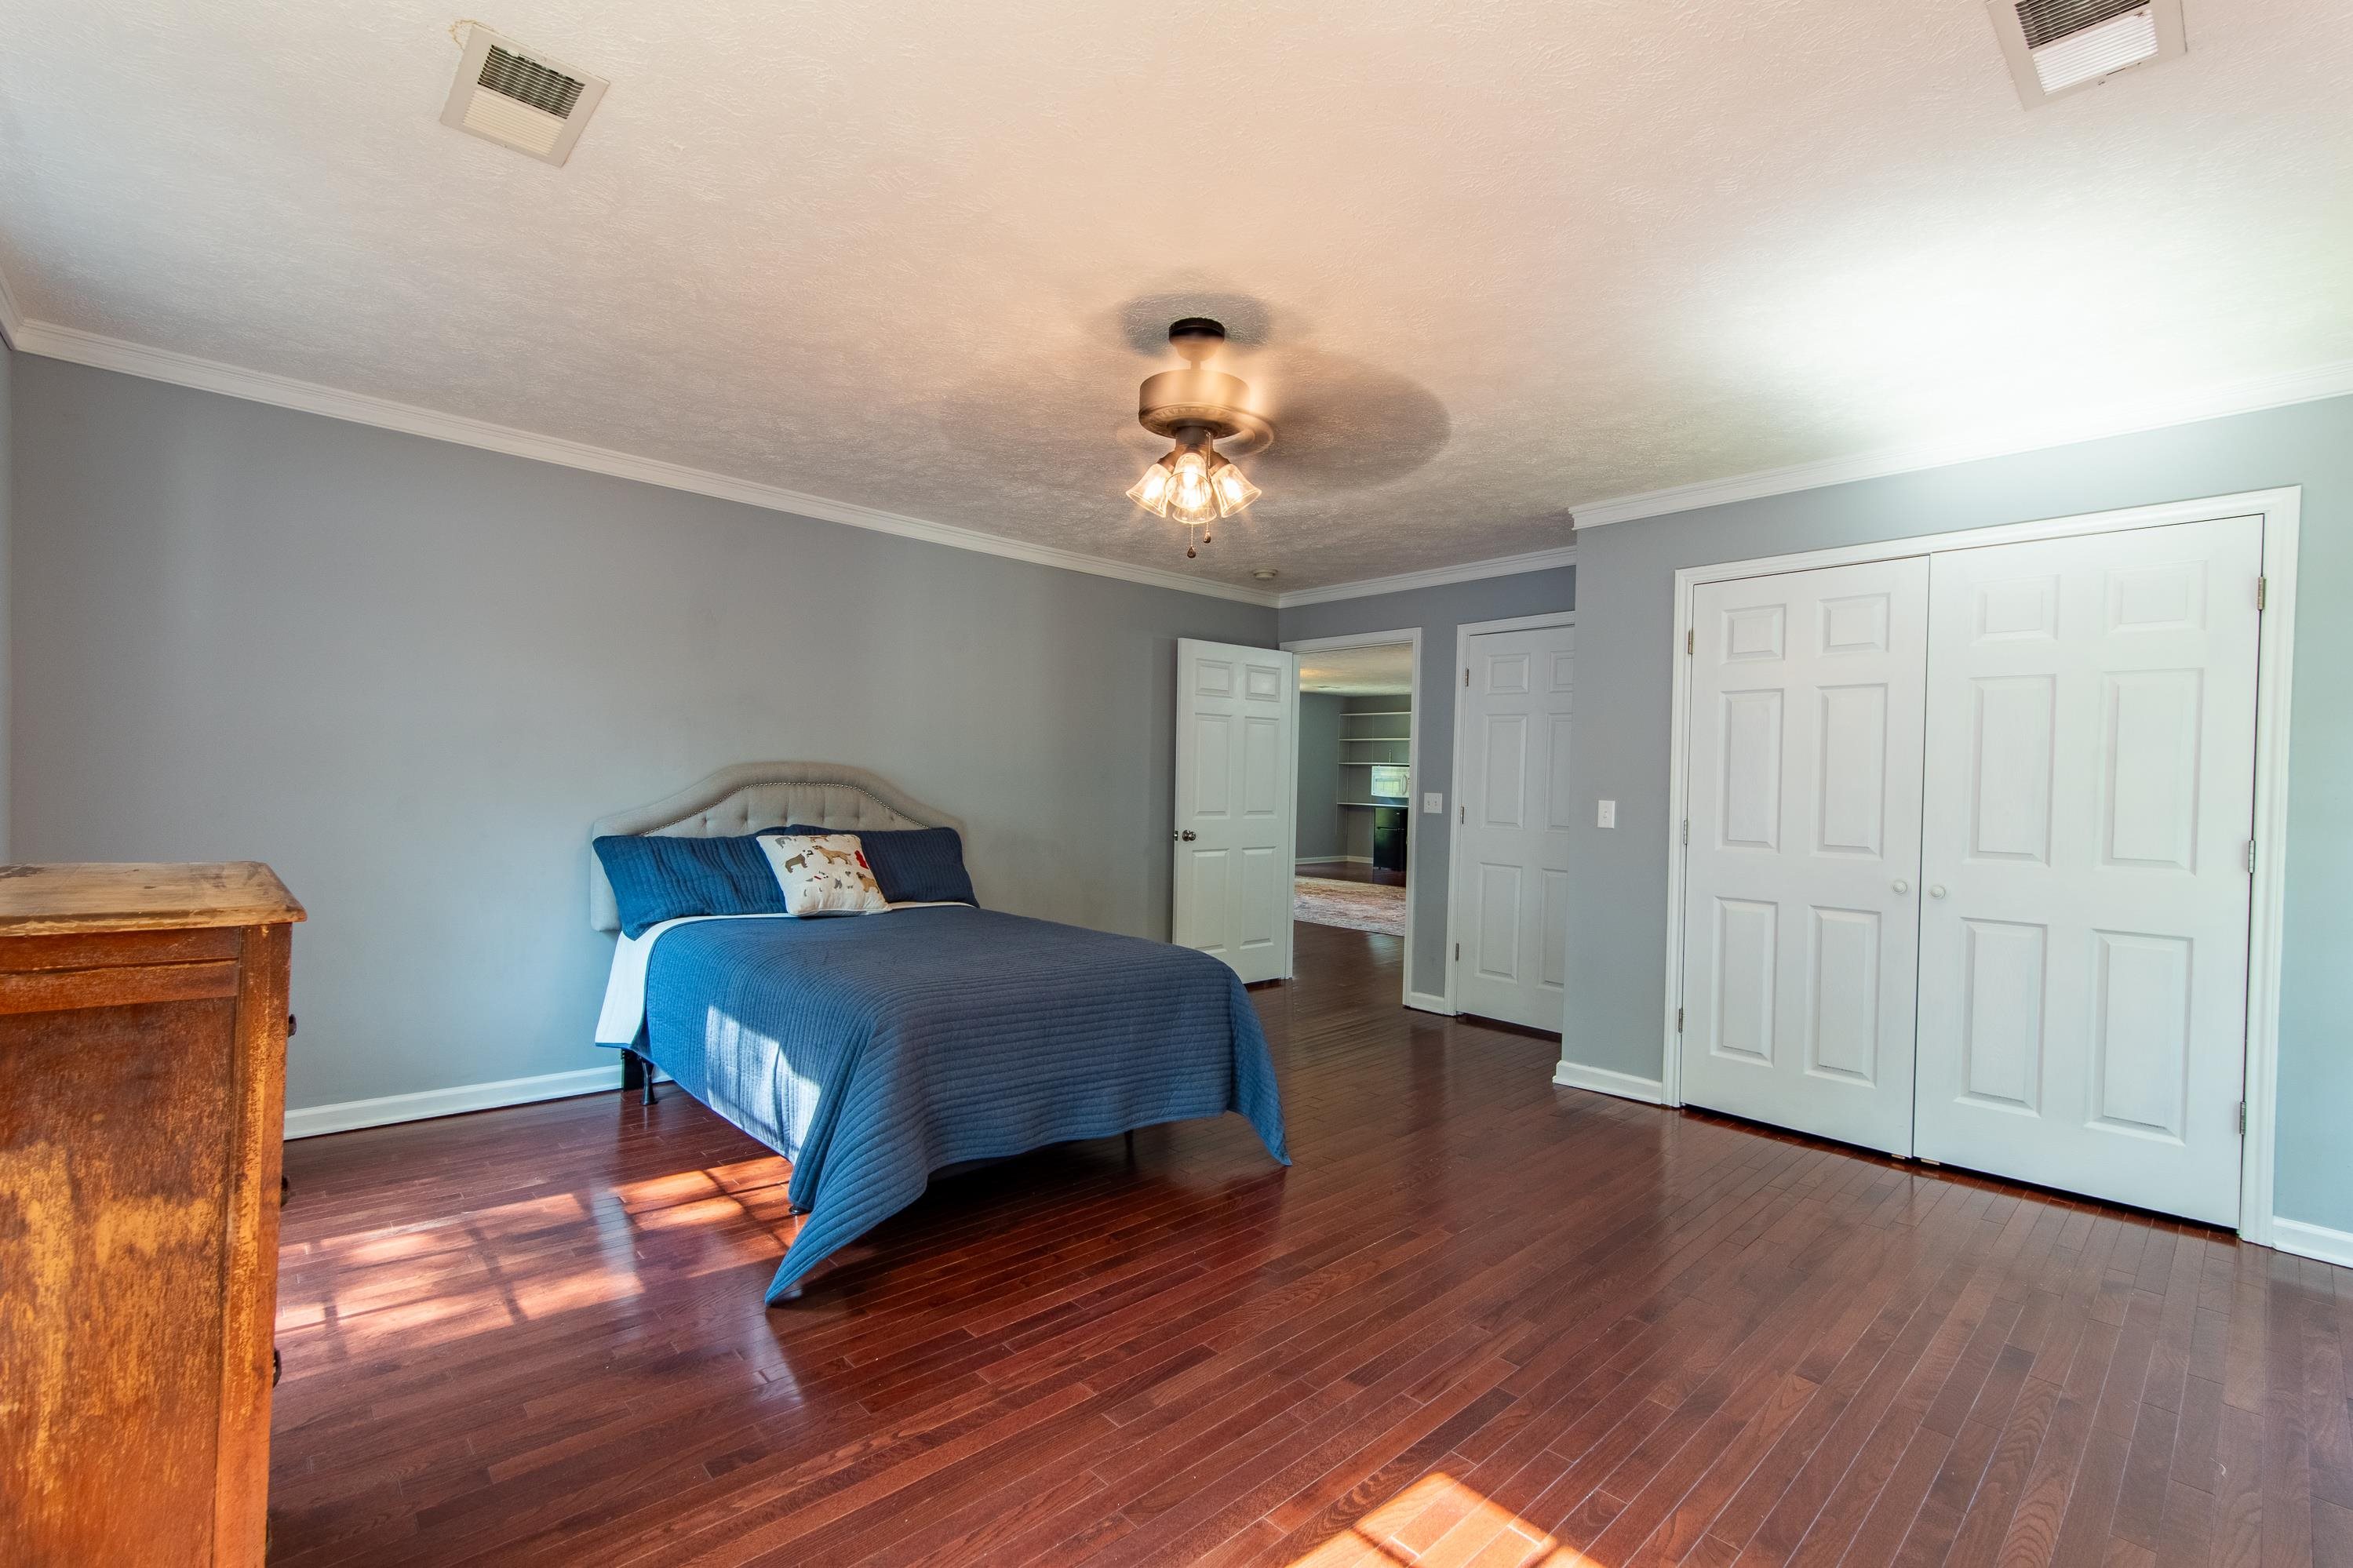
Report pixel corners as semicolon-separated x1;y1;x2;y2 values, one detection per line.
588;762;964;932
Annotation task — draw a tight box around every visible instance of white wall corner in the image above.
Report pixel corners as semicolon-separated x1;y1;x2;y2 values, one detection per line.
2270;1218;2353;1271
283;1061;648;1139
1552;1059;1667;1106
0;258;24;347
1404;990;1456;1017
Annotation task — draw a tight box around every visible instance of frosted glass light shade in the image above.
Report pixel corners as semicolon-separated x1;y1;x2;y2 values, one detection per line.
1126;456;1174;511
1166;450;1218;526
1129;444;1261;532
1210;458;1261;517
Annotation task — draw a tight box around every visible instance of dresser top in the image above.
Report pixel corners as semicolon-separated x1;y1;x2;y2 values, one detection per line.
0;863;306;936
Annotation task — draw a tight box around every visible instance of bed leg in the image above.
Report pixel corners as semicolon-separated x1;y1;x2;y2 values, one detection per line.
1124;1129;1136;1161
621;1050;656;1105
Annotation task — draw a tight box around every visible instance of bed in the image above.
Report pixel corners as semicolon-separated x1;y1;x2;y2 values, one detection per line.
588;762;1290;1303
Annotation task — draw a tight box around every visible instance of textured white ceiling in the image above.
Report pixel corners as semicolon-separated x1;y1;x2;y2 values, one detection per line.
2;2;2348;591
1299;642;1415;695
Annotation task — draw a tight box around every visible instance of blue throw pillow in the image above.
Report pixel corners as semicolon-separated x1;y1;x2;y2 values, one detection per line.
593;833;786;937
783;824;977;906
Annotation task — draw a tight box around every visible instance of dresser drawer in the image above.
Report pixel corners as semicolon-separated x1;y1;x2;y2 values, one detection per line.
0;958;242;1017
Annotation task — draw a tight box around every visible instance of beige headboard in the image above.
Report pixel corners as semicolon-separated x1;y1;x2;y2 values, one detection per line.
588;762;963;932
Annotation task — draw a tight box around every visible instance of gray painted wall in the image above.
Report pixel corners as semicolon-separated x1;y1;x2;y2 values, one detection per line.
1279;566;1576;997
8;357;1276;1112
1295;693;1344;861
1561;393;2353;1235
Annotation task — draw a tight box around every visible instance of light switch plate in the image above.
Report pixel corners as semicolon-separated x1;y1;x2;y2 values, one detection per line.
1597;799;1618;828
1422;793;1444;815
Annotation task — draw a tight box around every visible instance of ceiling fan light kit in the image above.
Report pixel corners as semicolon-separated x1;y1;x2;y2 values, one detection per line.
1124;318;1270;558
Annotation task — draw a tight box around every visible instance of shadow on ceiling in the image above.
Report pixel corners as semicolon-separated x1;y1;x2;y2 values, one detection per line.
1108;289;1452;493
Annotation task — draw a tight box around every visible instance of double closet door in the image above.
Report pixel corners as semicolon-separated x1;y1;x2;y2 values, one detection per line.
1678;517;2263;1226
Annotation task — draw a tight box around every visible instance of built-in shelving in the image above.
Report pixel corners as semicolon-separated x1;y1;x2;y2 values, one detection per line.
1325;702;1415;871
1338;705;1409;772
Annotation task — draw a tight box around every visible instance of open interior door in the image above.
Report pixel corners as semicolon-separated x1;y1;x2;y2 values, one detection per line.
1173;638;1296;983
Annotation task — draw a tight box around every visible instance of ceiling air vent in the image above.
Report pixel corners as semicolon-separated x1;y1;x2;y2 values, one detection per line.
1987;0;2186;106
439;24;609;165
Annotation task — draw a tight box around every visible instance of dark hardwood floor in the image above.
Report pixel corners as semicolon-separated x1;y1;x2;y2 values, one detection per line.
270;921;2351;1566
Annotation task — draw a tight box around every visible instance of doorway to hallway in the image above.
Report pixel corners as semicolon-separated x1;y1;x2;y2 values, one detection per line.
1286;631;1419;999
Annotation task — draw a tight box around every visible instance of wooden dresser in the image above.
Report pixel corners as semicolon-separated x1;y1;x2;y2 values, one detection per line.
0;863;304;1567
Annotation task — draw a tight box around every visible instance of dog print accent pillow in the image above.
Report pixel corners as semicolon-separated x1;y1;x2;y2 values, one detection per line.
756;832;891;916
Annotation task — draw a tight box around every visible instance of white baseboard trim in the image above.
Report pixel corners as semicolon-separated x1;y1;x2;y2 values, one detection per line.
1296;855;1374;867
283;1061;657;1139
1552;1060;1668;1105
2271;1218;2353;1269
1404;990;1455;1016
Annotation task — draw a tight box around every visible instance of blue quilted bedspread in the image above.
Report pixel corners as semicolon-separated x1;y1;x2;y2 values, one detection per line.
633;907;1289;1302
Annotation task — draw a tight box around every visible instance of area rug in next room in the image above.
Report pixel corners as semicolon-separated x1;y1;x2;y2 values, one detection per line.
1293;876;1407;936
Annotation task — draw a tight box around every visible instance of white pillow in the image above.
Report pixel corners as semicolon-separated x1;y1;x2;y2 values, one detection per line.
757;832;890;917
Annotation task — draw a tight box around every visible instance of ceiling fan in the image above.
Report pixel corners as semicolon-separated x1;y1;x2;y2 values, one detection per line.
1123;318;1269;558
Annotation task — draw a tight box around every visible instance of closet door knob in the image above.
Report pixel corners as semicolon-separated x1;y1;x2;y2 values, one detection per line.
1173;829;1197;842
1929;884;1947;899
1892;879;1910;895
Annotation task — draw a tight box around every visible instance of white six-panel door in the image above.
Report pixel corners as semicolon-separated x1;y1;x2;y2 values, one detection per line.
1679;558;1929;1158
1174;638;1295;984
1914;518;2261;1224
1452;623;1576;1032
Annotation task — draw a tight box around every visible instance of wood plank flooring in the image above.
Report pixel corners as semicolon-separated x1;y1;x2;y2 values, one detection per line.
269;921;2351;1566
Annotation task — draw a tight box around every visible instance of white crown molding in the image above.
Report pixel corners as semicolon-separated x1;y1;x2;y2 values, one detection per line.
1274;544;1578;609
1571;356;2353;529
3;308;1284;609
15;256;2349;600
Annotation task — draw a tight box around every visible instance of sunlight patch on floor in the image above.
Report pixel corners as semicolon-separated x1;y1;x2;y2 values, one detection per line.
275;1161;804;1358
614;1154;790;1210
1288;1472;1589;1568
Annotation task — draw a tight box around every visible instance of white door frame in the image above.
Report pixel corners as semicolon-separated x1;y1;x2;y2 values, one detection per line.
1280;627;1422;1001
1447;611;1579;1021
1659;487;2300;1246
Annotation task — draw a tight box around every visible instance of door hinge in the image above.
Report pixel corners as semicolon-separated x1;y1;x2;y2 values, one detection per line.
1459;805;1466;824
2246;839;2256;875
2238;1101;2247;1135
1681;818;1689;846
1463;668;1470;688
1685;628;1695;655
1455;942;1461;962
2256;576;2267;611
1675;1006;1684;1032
